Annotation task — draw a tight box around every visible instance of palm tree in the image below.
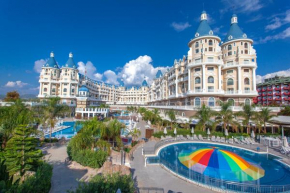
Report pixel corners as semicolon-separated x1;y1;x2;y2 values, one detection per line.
127;128;141;142
192;104;214;131
259;108;276;133
236;104;255;134
253;113;263;134
215;101;239;133
107;119;126;147
42;97;69;142
278;106;290;116
165;109;176;128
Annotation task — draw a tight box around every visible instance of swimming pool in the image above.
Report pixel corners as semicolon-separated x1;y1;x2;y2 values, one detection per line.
44;122;82;139
147;143;290;192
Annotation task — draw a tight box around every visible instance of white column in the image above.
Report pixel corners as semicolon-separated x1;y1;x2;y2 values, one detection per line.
39;83;43;96
48;82;51;96
218;65;222;91
252;68;256;91
175;75;178;96
202;64;206;92
188;68;191;92
238;66;242;93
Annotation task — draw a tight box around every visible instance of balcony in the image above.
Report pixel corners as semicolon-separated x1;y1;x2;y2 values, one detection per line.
258;92;262;96
275;98;282;101
262;93;266;96
275;93;281;96
283;86;290;90
267;88;273;91
267;93;273;96
283;92;290;95
275;87;281;91
258;98;262;101
262;88;266;92
262;98;267;101
268;98;273;101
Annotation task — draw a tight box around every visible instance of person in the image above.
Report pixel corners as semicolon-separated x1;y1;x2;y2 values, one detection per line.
257;147;260;152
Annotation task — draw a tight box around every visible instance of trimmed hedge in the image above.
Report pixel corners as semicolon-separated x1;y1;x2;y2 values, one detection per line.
153;129;250;138
69;173;135;193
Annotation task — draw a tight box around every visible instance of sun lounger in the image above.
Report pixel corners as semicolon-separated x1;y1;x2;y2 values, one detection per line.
234;138;242;144
186;135;191;140
216;136;221;142
220;137;226;143
193;134;198;140
228;138;234;144
198;134;204;141
211;136;216;142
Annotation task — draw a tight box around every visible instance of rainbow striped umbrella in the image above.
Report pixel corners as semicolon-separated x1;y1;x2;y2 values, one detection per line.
178;147;265;182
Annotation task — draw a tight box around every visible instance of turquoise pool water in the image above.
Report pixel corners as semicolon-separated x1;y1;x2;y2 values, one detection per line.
147;143;290;192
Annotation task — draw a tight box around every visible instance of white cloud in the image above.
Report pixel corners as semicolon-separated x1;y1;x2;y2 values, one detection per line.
117;55;169;86
104;70;119;85
220;0;263;14
259;27;290;43
265;10;290;31
256;68;290;83
247;14;263;23
171;22;191;32
5;81;28;88
265;17;282;30
77;61;103;81
34;59;47;73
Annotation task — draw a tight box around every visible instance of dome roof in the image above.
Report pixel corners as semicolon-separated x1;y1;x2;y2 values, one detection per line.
63;52;77;69
223;14;249;43
156;70;163;78
44;52;59;68
142;79;148;87
193;11;216;39
79;85;89;92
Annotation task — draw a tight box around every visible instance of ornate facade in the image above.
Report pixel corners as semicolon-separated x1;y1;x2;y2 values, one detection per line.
148;12;258;107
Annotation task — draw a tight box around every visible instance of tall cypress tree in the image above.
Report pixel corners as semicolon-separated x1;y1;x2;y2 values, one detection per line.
4;125;43;182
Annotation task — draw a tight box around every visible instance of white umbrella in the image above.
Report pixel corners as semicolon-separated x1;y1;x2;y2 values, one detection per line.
191;127;194;134
116;188;121;193
148;120;151;125
145;125;150;128
251;130;255;138
225;129;228;136
174;128;177;135
283;137;289;147
207;128;211;135
164;128;167;135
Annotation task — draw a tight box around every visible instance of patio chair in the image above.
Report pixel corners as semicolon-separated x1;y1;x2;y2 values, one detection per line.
198;134;204;141
186;135;191;140
228;138;234;144
220;137;226;143
281;146;290;155
234;138;241;144
241;138;250;145
193;134;198;140
211;136;216;142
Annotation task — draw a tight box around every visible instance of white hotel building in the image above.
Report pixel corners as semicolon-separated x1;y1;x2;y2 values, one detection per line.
38;12;258;116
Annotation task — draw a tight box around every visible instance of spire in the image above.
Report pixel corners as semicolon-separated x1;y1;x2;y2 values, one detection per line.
44;51;58;68
194;11;215;39
223;14;248;43
156;70;163;78
63;52;77;69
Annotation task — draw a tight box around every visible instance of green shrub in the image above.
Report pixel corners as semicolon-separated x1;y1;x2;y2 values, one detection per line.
68;147;108;168
7;163;53;193
69;173;135;193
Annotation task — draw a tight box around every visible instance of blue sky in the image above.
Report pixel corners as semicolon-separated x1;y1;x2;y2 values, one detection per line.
0;0;290;95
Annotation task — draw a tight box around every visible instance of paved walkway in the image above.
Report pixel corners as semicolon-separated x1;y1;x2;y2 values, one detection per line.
43;144;87;193
131;146;214;193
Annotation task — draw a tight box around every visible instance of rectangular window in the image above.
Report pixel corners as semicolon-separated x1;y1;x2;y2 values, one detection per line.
244;60;250;64
245;50;248;54
227;70;233;74
244;69;250;73
195;59;201;63
227;61;233;66
228;51;232;56
209;47;213;51
207;67;214;71
195;49;199;53
208;86;214;92
207;57;214;62
195;68;201;72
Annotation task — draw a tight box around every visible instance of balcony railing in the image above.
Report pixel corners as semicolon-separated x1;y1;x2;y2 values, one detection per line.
275;87;281;91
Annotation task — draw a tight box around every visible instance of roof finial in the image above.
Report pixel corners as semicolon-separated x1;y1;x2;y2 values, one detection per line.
201;11;207;21
50;51;54;57
69;52;73;58
231;14;238;24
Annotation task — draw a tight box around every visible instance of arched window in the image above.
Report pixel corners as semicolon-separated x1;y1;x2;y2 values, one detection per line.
244;78;250;85
63;88;67;92
228;99;235;106
195;77;201;84
228;45;232;50
244;43;248;48
209;40;213;46
208;76;214;83
43;88;47;92
208;97;215;107
245;98;251;106
195;42;199;48
227;78;234;86
195;98;201;107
